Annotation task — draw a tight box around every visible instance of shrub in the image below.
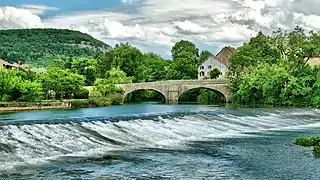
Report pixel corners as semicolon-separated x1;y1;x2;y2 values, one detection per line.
313;145;320;158
71;99;89;108
88;96;112;107
294;136;320;146
88;91;112;107
74;88;89;99
107;92;124;105
210;68;222;79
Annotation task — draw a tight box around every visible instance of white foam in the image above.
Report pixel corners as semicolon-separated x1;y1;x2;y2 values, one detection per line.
1;109;320;171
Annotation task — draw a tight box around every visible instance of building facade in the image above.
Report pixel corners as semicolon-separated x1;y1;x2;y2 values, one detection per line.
198;56;227;80
198;46;236;80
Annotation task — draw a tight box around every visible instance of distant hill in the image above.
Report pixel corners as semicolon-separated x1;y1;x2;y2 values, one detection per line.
0;29;111;67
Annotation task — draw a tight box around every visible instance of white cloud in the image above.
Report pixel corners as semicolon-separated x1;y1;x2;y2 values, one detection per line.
2;0;320;56
174;20;209;34
20;4;59;15
0;6;43;29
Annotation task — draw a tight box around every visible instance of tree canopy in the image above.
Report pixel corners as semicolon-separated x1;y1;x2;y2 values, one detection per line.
229;26;320;107
0;29;111;67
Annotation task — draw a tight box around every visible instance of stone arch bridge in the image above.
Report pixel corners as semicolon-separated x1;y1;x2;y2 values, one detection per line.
116;79;229;104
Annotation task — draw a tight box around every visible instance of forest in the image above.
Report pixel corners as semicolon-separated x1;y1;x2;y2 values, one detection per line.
0;29;221;105
1;27;320;107
0;29;111;67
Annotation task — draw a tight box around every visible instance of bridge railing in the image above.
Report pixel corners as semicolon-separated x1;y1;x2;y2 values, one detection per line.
117;78;229;86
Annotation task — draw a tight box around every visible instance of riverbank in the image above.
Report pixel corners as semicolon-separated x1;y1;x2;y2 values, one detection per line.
0;101;71;112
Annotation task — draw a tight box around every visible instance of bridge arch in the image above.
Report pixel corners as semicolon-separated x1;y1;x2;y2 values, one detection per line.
123;88;167;103
178;87;227;103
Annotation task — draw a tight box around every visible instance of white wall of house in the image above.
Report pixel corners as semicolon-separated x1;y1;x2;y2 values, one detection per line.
198;56;227;80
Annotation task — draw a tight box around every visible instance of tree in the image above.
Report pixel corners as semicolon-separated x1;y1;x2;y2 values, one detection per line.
96;51;113;78
111;43;143;81
71;57;97;86
210;68;222;79
199;50;213;65
38;67;85;99
168;40;199;80
91;68;130;105
231;64;289;104
0;67;43;102
137;53;170;82
171;40;199;60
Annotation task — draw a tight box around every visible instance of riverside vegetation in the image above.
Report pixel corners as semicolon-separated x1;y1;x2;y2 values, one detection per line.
1;26;320;108
0;29;224;107
294;137;320;158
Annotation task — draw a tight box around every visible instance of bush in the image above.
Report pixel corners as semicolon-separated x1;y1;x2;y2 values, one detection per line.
88;96;112;107
74;88;89;99
294;136;320;146
313;145;320;158
210;68;222;79
71;99;89;108
88;91;112;107
107;93;124;105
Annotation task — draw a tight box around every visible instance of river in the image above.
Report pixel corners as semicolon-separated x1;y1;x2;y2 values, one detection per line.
1;103;320;179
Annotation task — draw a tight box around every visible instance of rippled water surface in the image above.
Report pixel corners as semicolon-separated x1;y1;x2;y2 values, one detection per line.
1;103;320;179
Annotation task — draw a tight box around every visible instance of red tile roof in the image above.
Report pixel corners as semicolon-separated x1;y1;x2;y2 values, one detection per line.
215;46;237;66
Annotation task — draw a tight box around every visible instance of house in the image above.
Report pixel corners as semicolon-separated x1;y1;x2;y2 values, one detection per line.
0;59;29;70
198;46;236;80
215;46;237;66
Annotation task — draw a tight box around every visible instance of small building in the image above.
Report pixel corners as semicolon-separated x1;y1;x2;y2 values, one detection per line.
0;59;29;70
198;46;236;80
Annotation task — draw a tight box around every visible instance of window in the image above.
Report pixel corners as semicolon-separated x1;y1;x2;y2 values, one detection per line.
200;66;204;69
208;65;212;69
200;71;205;76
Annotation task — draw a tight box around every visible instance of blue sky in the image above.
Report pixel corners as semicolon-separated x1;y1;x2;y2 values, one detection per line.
0;0;319;57
0;0;121;18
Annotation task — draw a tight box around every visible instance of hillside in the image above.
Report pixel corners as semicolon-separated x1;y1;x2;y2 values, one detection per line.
0;29;111;67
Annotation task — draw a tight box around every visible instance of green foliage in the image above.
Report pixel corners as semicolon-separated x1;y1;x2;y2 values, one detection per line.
171;40;199;60
71;57;97;85
0;29;110;67
199;50;213;65
229;27;320;107
294;136;320;158
95;43;146;82
295;137;320;147
71;99;89;108
232;64;289;104
179;89;224;104
197;89;225;104
313;145;320;158
74;88;89;99
210;68;222;79
125;90;165;103
0;67;43;102
167;40;199;80
37;67;85;99
90;68;129;106
136;53;170;82
105;67;133;84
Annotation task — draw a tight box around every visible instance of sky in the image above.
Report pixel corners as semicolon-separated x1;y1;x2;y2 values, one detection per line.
1;0;320;58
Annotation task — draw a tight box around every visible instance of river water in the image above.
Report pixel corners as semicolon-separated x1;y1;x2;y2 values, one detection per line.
1;103;320;179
